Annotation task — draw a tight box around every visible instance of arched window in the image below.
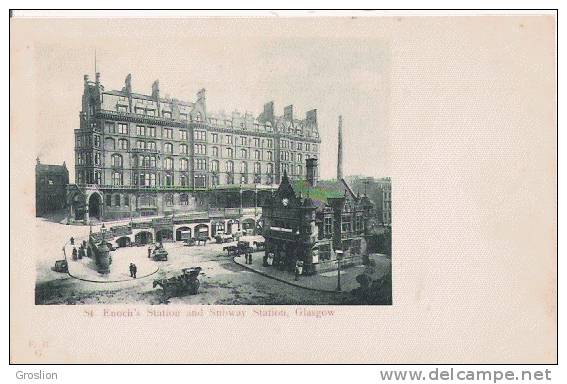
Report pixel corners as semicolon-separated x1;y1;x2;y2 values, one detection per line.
266;163;274;174
226;148;233;158
165;173;173;186
266;151;273;161
240;161;247;174
112;171;122;186
212;146;219;157
211;160;219;172
180;144;188;155
165;194;174;206
254;150;261;160
241;149;247;159
114;194;121;206
180;175;187;187
180;158;188;171
164;143;173;154
111;154;123;167
180;194;189;206
254;162;261;174
165;157;173;170
226;160;234;173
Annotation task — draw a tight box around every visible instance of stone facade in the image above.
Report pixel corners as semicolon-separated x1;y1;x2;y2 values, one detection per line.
71;72;321;221
35;158;69;217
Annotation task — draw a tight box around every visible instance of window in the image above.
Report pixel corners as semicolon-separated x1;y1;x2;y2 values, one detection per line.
226;161;234;173
148;126;156;137
164;128;173;139
297;153;303;164
180;175;188;187
341;214;352;233
105;122;115;133
165;194;174;206
124;195;129;206
194;175;206;188
95;152;101;165
195;112;202;122
226;135;233;144
241;149;247;159
135;107;144;115
118;139;128;150
137;140;145;149
106;194;112;207
266;151;273;161
266;163;274;174
180;130;188;140
117;123;128;134
94;135;100;147
254;162;261;174
180;158;188;171
146;109;155;117
297;165;303;176
112;172;122;186
281;139;288;148
194;144;206;155
165;173;173;186
195;130;206;141
165;157;173;170
164;143;173;153
267;139;273;148
226;148;233;158
180;144;188;155
254;150;261;160
253;138;260;147
211;160;219;172
211;133;219;143
114;194;121;206
324;217;333;236
313;144;318;152
105;138;115;150
163;111;172;119
94;171;101;184
111;154;123;167
297;142;303;151
212;147;219;157
306;143;311;151
136;125;146;136
147;141;156;151
240;136;247;146
180;113;188;121
180;194;189;205
240;162;247;174
195;158;207;170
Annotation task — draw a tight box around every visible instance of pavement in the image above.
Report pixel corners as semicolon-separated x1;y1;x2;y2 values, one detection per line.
64;242;159;282
234;252;391;292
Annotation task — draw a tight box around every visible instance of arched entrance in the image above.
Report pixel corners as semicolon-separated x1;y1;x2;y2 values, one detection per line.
88;193;102;220
116;236;131;247
175;227;192;241
226;219;240;234
135;231;153;245
156;229;174;242
242;218;256;235
194;224;210;239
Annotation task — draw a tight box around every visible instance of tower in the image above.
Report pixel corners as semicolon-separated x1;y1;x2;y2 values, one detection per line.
337;115;343;180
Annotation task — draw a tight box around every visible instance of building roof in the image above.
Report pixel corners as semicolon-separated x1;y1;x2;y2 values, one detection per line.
292;179;344;207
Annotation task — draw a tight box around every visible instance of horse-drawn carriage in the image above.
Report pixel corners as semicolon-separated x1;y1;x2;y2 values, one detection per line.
253;241;265;251
215;233;234;244
223;240;254;257
184;235;208;247
153;267;202;298
51;259;68;273
151;246;168;261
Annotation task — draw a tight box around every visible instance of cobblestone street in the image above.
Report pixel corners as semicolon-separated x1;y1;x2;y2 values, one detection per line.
35;218;359;305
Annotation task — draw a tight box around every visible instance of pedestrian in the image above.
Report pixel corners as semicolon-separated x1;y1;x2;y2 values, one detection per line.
78;246;85;260
247;251;253;265
129;263;134;278
70;237;74;245
72;247;78;261
132;263;137;279
148;246;152;258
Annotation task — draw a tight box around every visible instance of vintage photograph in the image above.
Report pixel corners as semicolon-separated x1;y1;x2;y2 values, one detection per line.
30;17;392;305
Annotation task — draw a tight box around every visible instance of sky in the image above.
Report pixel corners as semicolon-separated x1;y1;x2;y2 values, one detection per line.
17;17;391;181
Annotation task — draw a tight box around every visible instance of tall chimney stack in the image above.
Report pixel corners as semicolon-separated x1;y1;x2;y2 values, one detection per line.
337;115;343;180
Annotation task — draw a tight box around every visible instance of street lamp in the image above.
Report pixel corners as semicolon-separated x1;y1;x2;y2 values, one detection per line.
335;249;344;292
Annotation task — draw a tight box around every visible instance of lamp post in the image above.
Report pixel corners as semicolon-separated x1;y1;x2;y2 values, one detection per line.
335;249;344;292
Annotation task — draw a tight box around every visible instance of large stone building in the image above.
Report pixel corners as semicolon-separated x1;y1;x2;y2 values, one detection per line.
68;72;321;223
35;158;69;217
